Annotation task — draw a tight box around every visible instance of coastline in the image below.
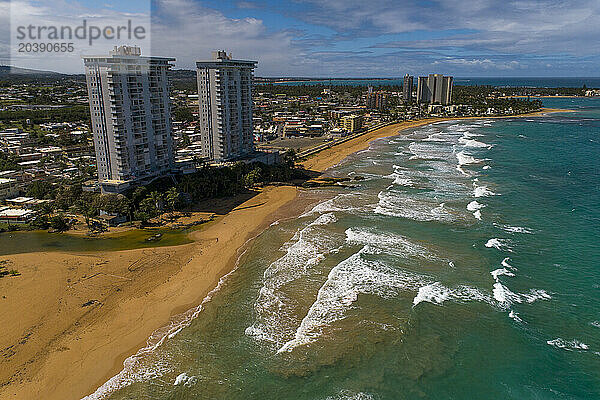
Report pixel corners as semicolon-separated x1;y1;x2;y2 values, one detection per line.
300;107;571;173
0;107;571;400
0;186;299;400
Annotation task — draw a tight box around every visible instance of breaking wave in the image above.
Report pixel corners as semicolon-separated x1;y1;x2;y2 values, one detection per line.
278;247;431;352
485;238;512;252
547;338;589;351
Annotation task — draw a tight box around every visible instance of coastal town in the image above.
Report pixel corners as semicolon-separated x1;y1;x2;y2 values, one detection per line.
3;0;600;397
1;46;591;236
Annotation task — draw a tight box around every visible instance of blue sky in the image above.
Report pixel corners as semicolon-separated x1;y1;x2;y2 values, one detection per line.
3;0;600;76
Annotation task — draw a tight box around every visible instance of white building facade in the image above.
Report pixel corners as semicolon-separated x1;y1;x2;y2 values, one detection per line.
196;51;257;162
83;46;175;192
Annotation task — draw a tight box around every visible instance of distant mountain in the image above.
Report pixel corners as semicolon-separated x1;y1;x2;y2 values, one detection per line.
170;69;197;90
0;65;86;84
0;65;67;77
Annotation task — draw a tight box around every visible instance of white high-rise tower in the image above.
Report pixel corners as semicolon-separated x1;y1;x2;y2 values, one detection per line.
83;45;175;193
196;51;257;162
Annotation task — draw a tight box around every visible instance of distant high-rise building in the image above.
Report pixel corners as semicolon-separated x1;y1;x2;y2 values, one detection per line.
83;46;175;193
403;74;414;102
196;51;257;162
366;92;387;110
417;74;453;105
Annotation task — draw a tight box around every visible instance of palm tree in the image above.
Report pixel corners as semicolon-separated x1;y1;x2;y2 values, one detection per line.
150;191;163;211
165;187;179;216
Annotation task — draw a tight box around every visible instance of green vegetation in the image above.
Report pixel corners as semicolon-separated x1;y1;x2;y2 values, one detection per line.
0;152;21;171
174;106;195;122
2;150;302;233
0;105;90;123
131;152;301;224
49;215;70;232
453;86;542;113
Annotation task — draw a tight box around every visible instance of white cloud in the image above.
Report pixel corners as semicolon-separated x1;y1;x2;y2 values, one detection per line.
2;0;599;76
295;0;600;56
3;0;309;75
6;0;152;73
150;0;302;75
433;58;521;70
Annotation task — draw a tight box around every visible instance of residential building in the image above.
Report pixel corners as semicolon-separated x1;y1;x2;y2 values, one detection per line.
403;74;414;102
341;114;363;133
0;207;36;224
82;45;175;193
196;51;258;162
417;74;453;105
0;178;19;200
366;92;387;110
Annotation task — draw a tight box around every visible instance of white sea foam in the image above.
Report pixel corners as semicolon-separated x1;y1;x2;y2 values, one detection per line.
482;165;491;170
246;213;341;345
490;268;515;280
312;212;338;226
173;372;196;386
508;310;522;322
456;151;482;166
501;257;516;270
325;391;375;400
278;248;431;352
345;227;435;260
456;165;468;176
520;289;552;303
467;200;485;220
431;202;446;215
413;283;490;307
301;194;363;217
424;132;450;142
408;141;453;161
412;283;452;306
385;166;416;187
485;238;512;252
493;284;551;306
375;191;457;222
493;282;521;304
459;137;491;149
393;176;414;186
502;225;534;234
467;200;485;211
547;338;589;351
473;184;496;198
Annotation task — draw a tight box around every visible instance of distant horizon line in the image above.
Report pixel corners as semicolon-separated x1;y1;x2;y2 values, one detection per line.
256;76;600;80
2;65;600;80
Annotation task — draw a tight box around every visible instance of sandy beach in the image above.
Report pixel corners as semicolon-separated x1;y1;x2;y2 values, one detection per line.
0;107;570;400
0;187;298;400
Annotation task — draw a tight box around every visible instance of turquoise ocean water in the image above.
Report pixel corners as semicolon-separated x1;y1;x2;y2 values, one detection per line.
89;98;600;399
